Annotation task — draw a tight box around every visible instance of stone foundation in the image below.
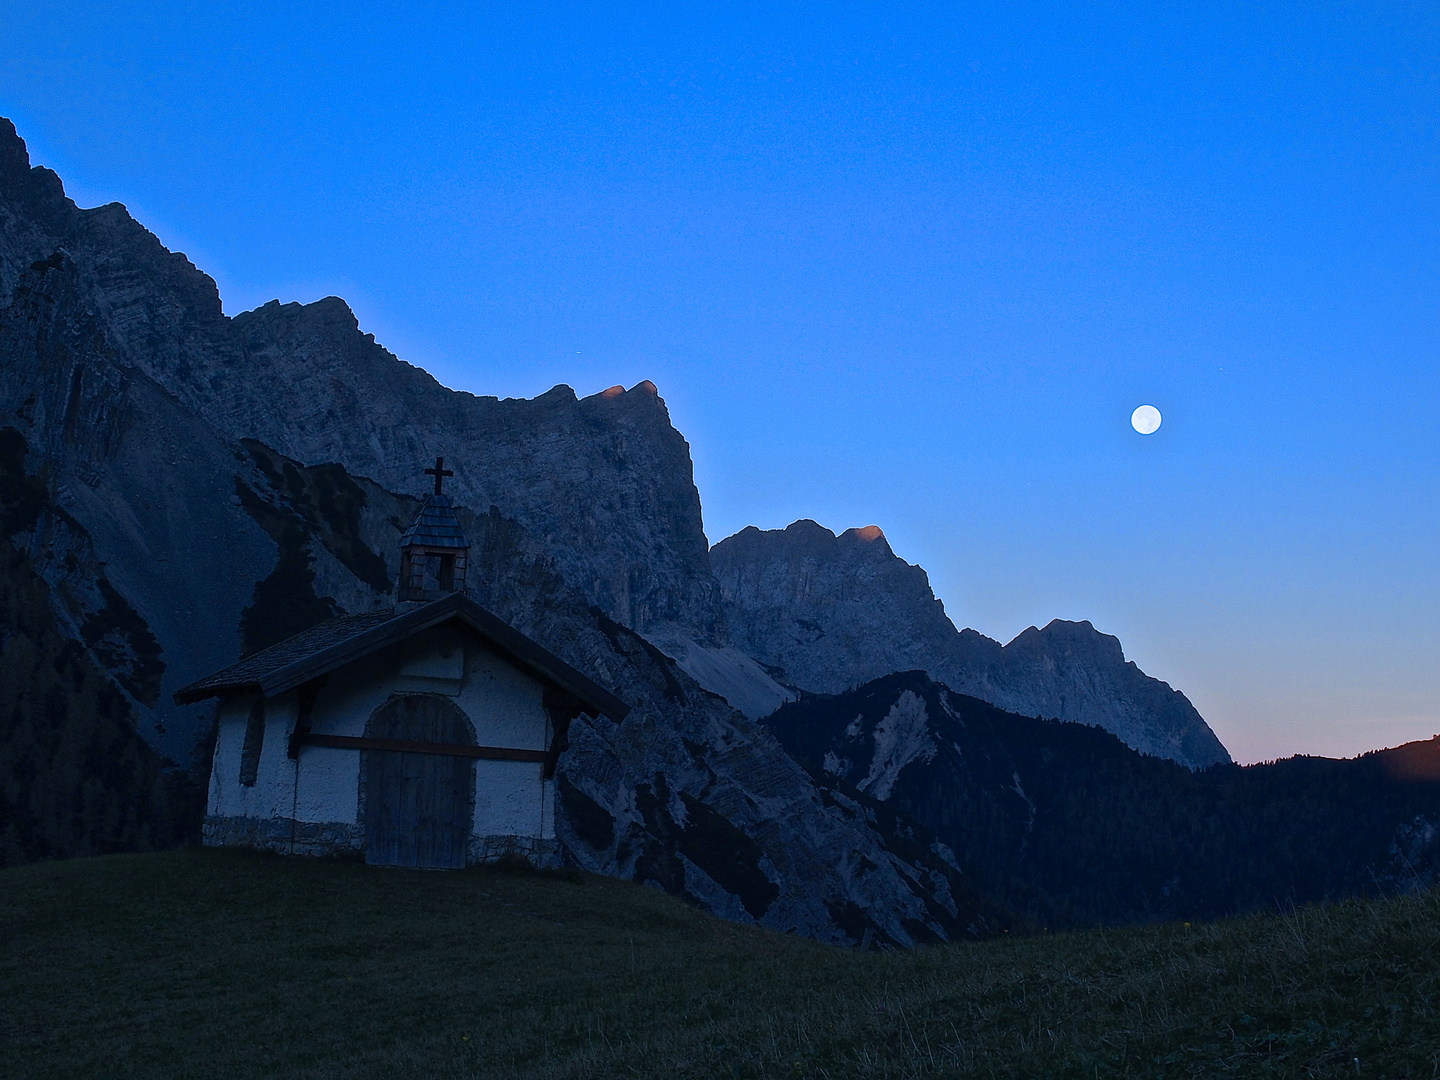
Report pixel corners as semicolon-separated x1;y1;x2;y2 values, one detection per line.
203;815;560;868
203;815;365;858
468;833;563;869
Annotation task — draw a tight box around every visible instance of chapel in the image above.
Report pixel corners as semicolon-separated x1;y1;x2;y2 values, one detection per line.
175;457;628;869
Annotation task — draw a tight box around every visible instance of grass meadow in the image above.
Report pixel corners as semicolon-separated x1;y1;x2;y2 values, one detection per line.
1;849;1437;1079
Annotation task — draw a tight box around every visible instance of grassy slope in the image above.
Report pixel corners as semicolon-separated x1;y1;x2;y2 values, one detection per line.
1;851;1437;1079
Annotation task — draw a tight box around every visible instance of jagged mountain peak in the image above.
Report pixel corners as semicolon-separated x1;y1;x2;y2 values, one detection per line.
0;122;224;324
2;112;726;650
1008;619;1125;665
596;379;660;399
716;521;1230;768
0;117;24;170
0;121;65;209
248;295;359;324
846;524;887;543
581;379;672;419
730;519;886;567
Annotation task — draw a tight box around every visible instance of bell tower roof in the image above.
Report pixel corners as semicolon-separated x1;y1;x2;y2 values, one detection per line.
399;492;469;551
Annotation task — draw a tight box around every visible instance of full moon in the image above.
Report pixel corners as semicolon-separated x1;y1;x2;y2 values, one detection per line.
1131;404;1162;435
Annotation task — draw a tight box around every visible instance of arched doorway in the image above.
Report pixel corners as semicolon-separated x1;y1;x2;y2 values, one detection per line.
363;695;476;869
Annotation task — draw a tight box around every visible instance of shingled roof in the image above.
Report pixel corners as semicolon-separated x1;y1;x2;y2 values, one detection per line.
173;592;629;720
400;493;468;549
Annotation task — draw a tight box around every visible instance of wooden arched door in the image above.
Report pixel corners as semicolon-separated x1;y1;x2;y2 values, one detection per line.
363;695;476;869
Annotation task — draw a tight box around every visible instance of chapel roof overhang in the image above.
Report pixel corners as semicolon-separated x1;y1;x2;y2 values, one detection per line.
172;592;629;721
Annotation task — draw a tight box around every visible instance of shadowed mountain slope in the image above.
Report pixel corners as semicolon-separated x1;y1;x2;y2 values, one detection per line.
0;429;191;868
766;670;1439;927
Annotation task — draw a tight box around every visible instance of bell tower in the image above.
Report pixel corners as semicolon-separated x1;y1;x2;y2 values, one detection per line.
398;457;470;603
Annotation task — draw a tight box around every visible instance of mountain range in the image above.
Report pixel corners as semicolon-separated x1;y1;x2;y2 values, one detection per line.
712;519;1229;767
0;116;1003;943
9;114;1432;942
0;116;1229;771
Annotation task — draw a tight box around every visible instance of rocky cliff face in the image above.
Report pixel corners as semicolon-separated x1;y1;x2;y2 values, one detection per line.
0;252;267;757
0;424;195;868
0;119;721;646
712;519;1231;768
460;509;1008;945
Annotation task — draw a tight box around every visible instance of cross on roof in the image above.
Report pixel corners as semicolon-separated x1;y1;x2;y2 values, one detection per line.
424;456;454;496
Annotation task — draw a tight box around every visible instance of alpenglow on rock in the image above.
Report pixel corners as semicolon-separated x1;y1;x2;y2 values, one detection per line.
711;519;1231;768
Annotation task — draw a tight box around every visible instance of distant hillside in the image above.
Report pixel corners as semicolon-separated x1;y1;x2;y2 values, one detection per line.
714;519;1231;767
766;670;1440;928
3;850;1438;1079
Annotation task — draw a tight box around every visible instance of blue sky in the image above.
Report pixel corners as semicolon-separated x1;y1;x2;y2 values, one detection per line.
4;2;1438;761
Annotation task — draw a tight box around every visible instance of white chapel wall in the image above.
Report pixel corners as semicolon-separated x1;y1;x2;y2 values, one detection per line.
209;689;299;821
206;623;560;856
